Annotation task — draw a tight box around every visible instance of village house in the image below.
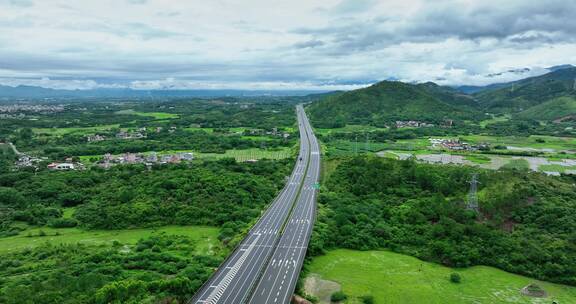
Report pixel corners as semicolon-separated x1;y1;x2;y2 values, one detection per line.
429;138;488;151
396;120;435;128
47;163;75;170
116;130;146;139
86;134;106;142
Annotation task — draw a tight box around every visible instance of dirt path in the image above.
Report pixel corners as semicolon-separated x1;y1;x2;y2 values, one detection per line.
304;273;341;304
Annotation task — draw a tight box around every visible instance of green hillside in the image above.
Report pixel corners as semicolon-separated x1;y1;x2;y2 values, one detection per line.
308;81;479;128
475;67;576;114
516;96;576;121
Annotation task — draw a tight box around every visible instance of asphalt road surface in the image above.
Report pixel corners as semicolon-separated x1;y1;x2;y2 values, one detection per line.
248;105;320;304
188;105;319;304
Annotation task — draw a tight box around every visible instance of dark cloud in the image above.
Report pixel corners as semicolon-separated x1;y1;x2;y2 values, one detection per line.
293;39;325;49
404;1;576;41
1;0;576;89
295;0;576;55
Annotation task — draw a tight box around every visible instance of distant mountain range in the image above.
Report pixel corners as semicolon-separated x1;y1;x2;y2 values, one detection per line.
0;85;327;99
3;64;575;122
308;65;576;125
473;66;576;117
456;64;575;94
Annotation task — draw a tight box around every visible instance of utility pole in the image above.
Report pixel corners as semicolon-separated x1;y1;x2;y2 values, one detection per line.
365;133;370;153
354;135;358;155
467;173;480;212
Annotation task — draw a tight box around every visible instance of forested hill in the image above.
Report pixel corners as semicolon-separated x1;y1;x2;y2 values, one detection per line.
307;80;480;128
474;67;576;117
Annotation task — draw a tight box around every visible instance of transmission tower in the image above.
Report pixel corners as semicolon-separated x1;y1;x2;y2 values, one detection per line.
467;173;480;212
365;133;370;153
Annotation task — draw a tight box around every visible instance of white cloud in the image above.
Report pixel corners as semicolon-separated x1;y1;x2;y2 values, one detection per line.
0;0;575;90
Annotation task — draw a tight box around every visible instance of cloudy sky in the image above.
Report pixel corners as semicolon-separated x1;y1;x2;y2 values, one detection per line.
1;0;576;90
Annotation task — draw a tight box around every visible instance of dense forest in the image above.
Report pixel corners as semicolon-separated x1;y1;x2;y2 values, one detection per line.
0;159;291;241
309;157;576;285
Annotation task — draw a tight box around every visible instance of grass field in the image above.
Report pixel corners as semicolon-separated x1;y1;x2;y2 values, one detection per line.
460;135;576;151
479;114;511;128
465;154;492;164
321;159;342;183
184;127;251;134
0;225;219;255
115;109;179;119
196;147;294;161
315;125;389;136
305;249;576;304
32;124;120;136
326;140;395;156
501;159;530;170
539;164;576;173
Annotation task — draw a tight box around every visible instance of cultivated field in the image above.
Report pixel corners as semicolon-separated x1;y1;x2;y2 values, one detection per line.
114;109;179;119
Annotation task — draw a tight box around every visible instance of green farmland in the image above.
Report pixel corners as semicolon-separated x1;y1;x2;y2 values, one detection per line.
115;109;179;119
32;124;120;136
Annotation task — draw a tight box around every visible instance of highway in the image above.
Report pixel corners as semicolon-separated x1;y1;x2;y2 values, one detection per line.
188;105;319;304
248;105;320;304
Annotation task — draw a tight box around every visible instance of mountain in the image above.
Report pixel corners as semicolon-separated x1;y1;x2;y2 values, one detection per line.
0;85;327;99
455;64;575;94
307;80;480;128
548;64;575;72
516;96;576;121
456;83;511;94
474;67;576;114
416;82;479;110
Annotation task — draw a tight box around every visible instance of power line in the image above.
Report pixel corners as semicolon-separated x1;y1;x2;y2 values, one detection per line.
467;173;480;212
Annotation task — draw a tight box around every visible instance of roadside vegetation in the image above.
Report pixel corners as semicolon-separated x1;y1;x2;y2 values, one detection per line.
0;159;290;239
0;233;222;304
307;157;576;287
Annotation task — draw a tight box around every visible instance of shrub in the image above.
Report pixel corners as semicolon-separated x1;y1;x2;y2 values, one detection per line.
450;273;461;283
331;291;347;302
48;218;78;228
361;295;374;304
